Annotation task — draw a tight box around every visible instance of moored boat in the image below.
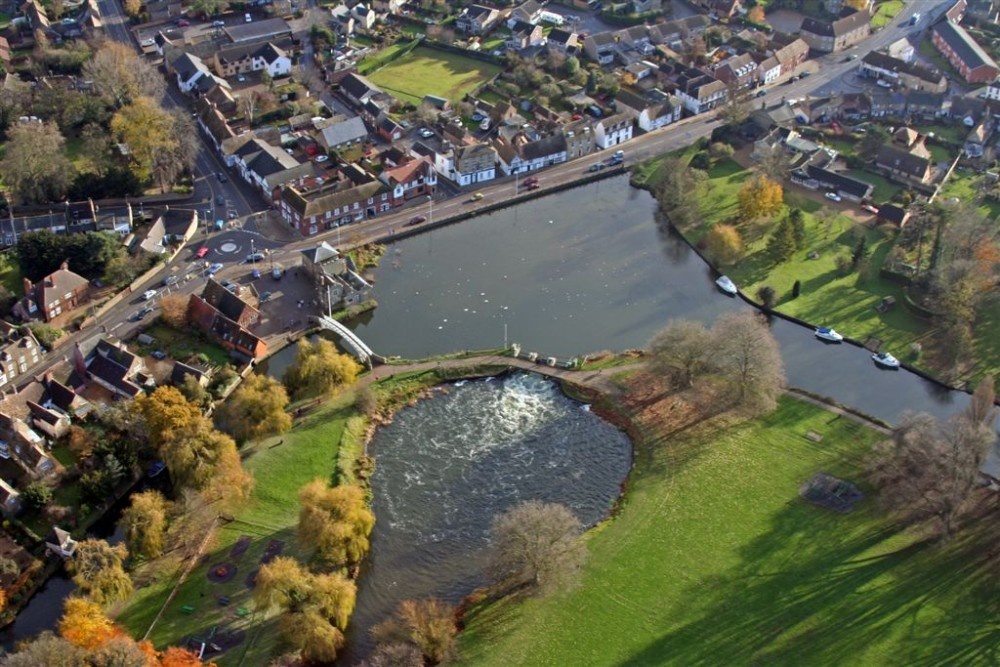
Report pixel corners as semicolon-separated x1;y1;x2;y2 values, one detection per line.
815;327;844;343
715;275;737;296
872;351;900;369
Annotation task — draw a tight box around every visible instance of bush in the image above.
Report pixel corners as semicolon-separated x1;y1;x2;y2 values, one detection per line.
690;151;711;170
27;323;63;350
22;482;53;510
355;386;379;417
835;253;853;275
709;142;735;160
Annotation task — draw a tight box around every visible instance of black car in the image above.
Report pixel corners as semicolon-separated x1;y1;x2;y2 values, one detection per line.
406;216;426;226
215;194;225;206
217;172;228;183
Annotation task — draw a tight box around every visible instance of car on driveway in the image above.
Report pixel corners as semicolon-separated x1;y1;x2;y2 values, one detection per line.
151;350;167;360
208;263;224;274
175;18;190;26
824;192;842;202
418;128;434;138
142;289;157;301
194;246;210;259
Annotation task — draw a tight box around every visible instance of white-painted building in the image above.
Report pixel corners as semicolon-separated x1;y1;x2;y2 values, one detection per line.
594;113;634;148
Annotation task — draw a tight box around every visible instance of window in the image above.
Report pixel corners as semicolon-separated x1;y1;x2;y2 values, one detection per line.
381;193;388;201
64;292;72;300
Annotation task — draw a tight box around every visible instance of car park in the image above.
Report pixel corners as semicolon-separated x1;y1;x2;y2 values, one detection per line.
142;289;157;301
194;246;210;259
208;263;224;274
824;192;842;202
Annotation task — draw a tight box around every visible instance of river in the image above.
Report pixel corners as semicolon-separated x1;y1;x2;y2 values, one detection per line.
268;174;967;425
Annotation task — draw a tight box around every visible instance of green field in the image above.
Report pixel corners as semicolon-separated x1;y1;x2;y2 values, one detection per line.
367;45;501;106
871;0;903;29
116;393;356;665
938;169;1000;218
459;396;995;665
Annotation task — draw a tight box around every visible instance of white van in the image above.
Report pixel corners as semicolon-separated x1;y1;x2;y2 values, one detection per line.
245;12;252;21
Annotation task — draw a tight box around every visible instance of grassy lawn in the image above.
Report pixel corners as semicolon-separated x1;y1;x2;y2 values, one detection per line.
913;123;967;144
845;169;902;203
133;323;232;368
938;169;1000;218
871;0;903;29
0;251;21;296
64;136;97;175
367;45;501;106
116;393;357;665
919;41;961;81
460;395;994;665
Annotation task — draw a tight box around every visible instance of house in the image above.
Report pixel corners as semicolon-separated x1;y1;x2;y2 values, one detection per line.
887;37;916;63
869;91;908;118
754;55;781;86
964;119;994;158
507;20;544;50
338;73;383;106
547;28;579;54
950;95;989;125
509;0;544;26
318;116;369;151
234;138;301;192
860;52;948;92
213;42;292;78
300;242;373;311
801;165;874;202
279;173;389;235
75;338;148;399
594;113;634;148
984;79;1000;101
563;118;597;158
170;361;207;388
799;9;871;53
877;203;911;226
187;285;267;361
494;133;568;175
456;5;503;35
14;262;89;324
201;279;260;328
379;158;437;202
376;116;404;142
45;527;77;558
0;479;20;515
931;20;999;84
876;144;933;183
450;143;498;186
660;63;727;114
772;35;810;73
583;32;618;66
0;408;55;479
171;52;230;94
839;92;872;120
0;324;42;389
351;3;376;33
905;91;948;119
615;88;682;131
713;53;758;89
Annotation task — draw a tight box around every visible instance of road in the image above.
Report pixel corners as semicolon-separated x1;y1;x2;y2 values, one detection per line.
19;0;943;380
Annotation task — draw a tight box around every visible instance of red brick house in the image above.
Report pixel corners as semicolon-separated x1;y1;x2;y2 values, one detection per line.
931;20;999;84
187;283;266;361
14;261;89;324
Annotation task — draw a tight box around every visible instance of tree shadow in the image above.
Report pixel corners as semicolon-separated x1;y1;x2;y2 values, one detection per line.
616;502;998;666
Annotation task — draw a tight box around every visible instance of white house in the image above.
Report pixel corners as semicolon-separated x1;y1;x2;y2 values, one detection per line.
253;43;292;77
378;158;437;201
615;89;683;131
984;79;1000;100
756;56;781;86
494;134;568;175
173;52;229;94
594;113;634;148
450;144;498;185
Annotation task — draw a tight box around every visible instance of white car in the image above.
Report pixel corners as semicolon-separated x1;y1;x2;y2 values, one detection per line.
142;289;158;301
315;155;329;162
418;128;434;139
824;192;842;202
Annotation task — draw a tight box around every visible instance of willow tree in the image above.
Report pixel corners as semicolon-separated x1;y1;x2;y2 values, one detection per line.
297;480;374;568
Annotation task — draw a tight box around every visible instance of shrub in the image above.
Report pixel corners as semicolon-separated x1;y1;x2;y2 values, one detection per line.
22;482;53;510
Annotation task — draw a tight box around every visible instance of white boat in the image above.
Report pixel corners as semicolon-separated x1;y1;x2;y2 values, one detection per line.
815;327;844;343
715;275;738;295
872;351;900;369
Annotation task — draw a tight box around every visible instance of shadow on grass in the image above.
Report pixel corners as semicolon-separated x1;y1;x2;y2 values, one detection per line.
616;502;998;666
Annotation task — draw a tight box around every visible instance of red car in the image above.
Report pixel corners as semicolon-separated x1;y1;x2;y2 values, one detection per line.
194;246;209;259
521;176;539;188
175;18;190;26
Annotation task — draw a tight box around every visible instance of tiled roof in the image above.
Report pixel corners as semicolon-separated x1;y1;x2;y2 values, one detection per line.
934;20;998;71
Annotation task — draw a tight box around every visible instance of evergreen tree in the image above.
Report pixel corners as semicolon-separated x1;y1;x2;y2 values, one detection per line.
767;218;797;262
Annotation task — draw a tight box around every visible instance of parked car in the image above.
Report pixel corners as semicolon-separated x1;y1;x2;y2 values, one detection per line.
315;155;329;162
755;89;767;98
142;289;158;301
245;12;252;21
260;291;273;302
589;163;605;172
800;71;812;78
229;209;238;220
163;275;179;287
824;192;842;202
406;215;426;226
246;252;265;262
151;350;167;360
418;128;434;138
208;263;224;274
212;20;225;27
216;172;227;183
194;246;210;259
175;18;190;26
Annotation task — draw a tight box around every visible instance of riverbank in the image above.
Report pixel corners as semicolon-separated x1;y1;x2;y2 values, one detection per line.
456;368;995;665
629;150;985;393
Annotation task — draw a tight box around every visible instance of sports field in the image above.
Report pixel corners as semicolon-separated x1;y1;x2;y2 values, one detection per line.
367;46;500;106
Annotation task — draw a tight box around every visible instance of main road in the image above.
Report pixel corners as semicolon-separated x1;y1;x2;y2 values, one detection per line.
18;0;944;378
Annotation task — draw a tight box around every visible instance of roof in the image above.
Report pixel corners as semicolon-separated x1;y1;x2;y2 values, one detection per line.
804;165;874;198
464;4;496;20
616;88;651;113
202;279;259;323
170;361;206;386
38;265;88;306
933;20;998;72
548;28;575;45
877;203;909;224
86;342;141;398
521;133;567;160
340;72;382;101
876;144;931;176
862;51;944;84
380;158;430;186
320;116;369;148
510;19;536;37
173;52;208;83
301;241;340;265
223;17;292;43
801;9;870;37
254;42;287;64
282;180;384;218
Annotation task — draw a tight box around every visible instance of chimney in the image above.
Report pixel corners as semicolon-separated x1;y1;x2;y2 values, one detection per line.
59;260;68;271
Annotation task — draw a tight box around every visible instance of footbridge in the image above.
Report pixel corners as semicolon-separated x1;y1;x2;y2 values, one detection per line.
315;315;376;366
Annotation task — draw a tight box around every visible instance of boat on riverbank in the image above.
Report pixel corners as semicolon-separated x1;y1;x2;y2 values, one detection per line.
872;351;900;369
715;275;738;296
815;327;844;343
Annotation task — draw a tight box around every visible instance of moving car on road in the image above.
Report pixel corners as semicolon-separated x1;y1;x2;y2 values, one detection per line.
406;216;426;226
194;246;210;259
142;289;157;301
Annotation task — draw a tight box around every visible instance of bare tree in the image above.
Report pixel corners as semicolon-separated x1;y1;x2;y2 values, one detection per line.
868;405;995;540
83;42;165;109
648;319;712;389
371;598;458;665
239;89;275;127
717;82;750;126
753;143;791;183
365;643;423;667
710;311;786;414
656;159;706;229
487;500;587;597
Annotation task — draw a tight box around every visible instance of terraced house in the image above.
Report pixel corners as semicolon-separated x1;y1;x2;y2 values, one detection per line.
931;20;999;83
799;9;871;53
280;166;392;235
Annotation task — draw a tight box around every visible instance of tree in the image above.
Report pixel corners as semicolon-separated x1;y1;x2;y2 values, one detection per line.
487;500;587;596
158;294;189;329
709;142;734;160
79;123;110;176
354;386;379;417
58;597;123;650
656;159;706;229
0;121;73;204
367;642;424;667
253;557;357;663
753;143;790;184
189;0;229;17
788;208;806;248
718;82;751;126
844;0;869;9
3;632;86;666
84;42;164;110
297;480;374;567
792;279;802;299
738;175;783;222
757;285;776;310
238;89;276;127
135;386;202;451
766;217;798;262
372;598;458;665
705;224;743;266
859;126;890;160
648;319;712;389
71;540;132;605
216;375;291;444
851;235;867;268
563;55;580;78
868;405;995;539
22;481;53;510
747;4;765;22
178;374;211;409
710;311;786;415
283;339;361;399
111;97;177;183
120;490;169;560
16;230;125;282
123;0;142;16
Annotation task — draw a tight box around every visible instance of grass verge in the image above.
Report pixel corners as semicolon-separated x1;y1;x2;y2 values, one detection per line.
459;388;994;665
